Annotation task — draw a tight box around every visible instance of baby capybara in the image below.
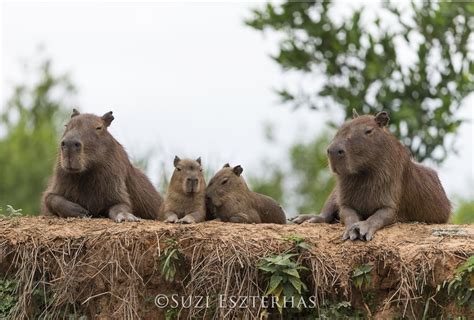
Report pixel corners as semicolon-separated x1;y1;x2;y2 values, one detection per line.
163;156;206;224
42;109;164;222
292;111;451;241
206;164;286;224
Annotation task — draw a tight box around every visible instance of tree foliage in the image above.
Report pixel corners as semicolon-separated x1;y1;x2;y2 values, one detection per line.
246;1;474;163
251;132;335;214
452;199;474;224
0;57;76;215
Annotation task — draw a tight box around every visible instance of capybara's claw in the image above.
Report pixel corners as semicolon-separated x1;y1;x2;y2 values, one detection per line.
177;215;196;224
364;232;374;241
350;231;359;241
290;215;311;224
113;213;125;223
164;215;179;223
348;221;373;241
127;213;141;222
69;203;90;218
306;216;326;224
342;229;352;240
113;212;140;223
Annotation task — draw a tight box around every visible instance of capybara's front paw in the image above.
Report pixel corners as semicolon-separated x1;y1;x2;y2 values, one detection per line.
177;215;196;224
112;212;140;223
290;215;324;224
68;203;90;218
164;214;179;223
342;221;374;241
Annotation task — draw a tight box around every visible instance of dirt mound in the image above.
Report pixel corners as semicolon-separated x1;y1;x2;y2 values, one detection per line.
0;217;472;319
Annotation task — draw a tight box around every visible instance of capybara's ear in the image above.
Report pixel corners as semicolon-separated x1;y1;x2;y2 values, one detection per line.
71;109;80;118
375;111;390;127
196;157;202;165
223;163;230;168
233;165;243;176
101;111;114;127
352;108;359;119
174;156;181;168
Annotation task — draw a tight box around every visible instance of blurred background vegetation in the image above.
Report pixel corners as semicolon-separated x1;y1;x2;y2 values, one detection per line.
0;1;473;223
248;1;474;223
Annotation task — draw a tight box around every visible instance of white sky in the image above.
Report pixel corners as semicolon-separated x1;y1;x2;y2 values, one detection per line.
1;1;473;213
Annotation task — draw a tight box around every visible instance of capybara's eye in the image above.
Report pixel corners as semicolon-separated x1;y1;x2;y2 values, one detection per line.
176;167;182;171
365;128;373;135
221;178;228;185
96;126;103;131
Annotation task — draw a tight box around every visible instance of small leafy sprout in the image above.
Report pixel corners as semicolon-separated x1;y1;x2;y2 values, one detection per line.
258;253;308;313
438;255;474;307
159;238;182;283
165;307;179;320
0;205;23;218
352;264;373;290
282;234;312;252
318;301;359;319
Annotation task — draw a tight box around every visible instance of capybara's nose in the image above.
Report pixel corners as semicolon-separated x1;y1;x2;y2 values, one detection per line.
327;146;345;157
61;139;82;151
187;177;198;185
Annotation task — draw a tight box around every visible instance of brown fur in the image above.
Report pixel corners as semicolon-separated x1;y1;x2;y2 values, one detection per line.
292;111;451;241
206;164;286;224
162;156;206;224
41;109;164;222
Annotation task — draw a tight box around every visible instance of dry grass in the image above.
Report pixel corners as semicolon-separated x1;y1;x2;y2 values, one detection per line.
0;217;472;319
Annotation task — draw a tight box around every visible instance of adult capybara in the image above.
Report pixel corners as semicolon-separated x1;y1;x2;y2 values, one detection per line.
206;164;286;224
292;111;451;240
163;156;206;224
42;109;164;222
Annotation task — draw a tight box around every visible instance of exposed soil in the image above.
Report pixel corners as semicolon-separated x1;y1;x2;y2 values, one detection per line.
0;217;472;319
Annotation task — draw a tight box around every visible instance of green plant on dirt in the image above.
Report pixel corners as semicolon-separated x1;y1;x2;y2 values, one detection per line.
0;205;23;218
438;256;474;307
318;301;364;319
282;234;312;252
352;264;373;290
0;279;18;317
258;252;308;313
352;264;375;316
165;307;180;320
159;239;182;283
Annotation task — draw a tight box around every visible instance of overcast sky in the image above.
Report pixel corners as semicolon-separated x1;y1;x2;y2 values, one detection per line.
1;1;473;212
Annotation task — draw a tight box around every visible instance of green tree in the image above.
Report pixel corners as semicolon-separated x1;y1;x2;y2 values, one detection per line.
247;1;474;163
250;132;335;214
287;133;335;214
0;57;76;215
250;165;286;206
452;198;474;224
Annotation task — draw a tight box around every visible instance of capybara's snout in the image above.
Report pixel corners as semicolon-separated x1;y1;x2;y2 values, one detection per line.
61;138;82;152
327;141;348;175
327;144;345;158
185;177;200;194
60;135;84;173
